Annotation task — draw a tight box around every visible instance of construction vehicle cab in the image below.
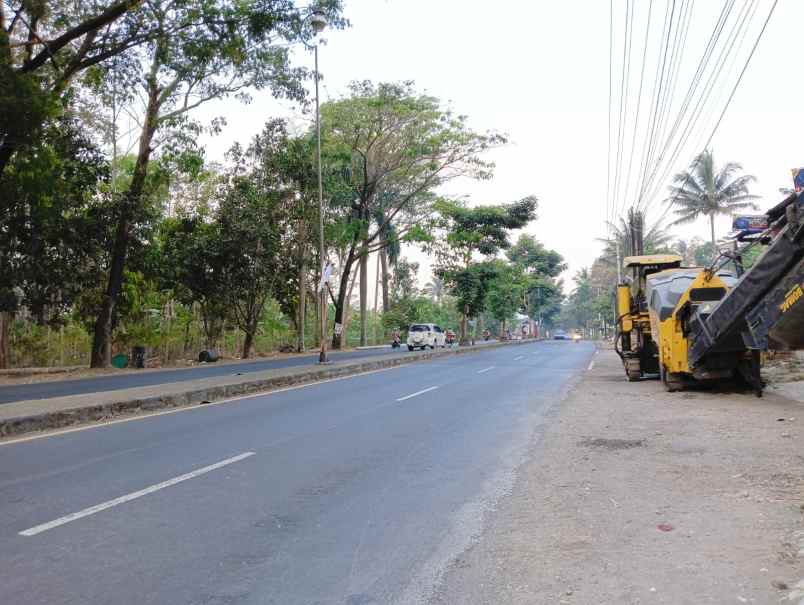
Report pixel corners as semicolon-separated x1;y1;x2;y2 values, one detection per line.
616;254;683;381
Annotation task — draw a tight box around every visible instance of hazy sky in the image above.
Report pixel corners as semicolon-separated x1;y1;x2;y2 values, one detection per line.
197;0;801;292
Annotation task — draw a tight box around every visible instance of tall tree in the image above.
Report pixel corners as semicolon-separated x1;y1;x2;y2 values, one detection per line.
665;150;760;247
486;261;526;337
423;276;445;304
0;0;147;176
321;80;504;349
159;216;229;350
506;234;565;327
434;196;537;342
0;115;111;367
506;234;566;278
89;0;345;366
598;209;673;269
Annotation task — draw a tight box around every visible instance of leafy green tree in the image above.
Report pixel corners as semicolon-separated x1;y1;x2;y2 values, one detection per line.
666;150;760;247
423;276;445;304
671;237;721;266
389;258;420;304
216;179;288;358
1;0;144;176
0;116;111;367
433;196;537;342
159;217;229;349
486;262;526;336
321;80;504;348
506;234;565;327
506;235;565;278
561;268;595;332
89;0;345;366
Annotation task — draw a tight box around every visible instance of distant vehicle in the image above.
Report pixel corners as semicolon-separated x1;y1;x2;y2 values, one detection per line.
407;323;446;351
572;332;582;342
553;330;569;340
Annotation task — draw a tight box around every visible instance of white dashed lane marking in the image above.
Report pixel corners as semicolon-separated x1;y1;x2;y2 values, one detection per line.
396;386;439;402
19;452;256;536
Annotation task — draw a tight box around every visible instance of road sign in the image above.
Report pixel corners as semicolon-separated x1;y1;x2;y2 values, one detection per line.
793;168;804;192
732;215;768;233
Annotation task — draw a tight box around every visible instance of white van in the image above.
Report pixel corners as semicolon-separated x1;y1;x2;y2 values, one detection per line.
407;323;446;351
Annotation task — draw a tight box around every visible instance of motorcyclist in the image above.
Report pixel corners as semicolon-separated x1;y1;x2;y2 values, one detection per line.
391;328;401;347
445;329;456;346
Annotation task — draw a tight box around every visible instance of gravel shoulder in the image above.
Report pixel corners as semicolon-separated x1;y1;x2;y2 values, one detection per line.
432;348;804;605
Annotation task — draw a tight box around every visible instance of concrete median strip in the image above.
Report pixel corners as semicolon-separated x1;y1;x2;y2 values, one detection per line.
0;340;536;440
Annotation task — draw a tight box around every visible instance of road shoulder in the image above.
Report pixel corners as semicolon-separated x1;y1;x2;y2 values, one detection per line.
432;348;804;604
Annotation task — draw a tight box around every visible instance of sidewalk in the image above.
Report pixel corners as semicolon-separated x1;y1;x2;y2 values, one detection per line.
433;349;804;604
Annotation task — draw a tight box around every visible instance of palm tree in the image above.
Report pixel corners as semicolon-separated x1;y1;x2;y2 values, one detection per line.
423;276;445;303
598;208;672;266
665;150;759;247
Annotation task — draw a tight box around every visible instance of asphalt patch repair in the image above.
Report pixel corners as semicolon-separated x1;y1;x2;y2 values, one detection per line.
432;348;804;605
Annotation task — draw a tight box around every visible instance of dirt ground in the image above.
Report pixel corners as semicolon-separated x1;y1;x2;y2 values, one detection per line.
432;348;804;604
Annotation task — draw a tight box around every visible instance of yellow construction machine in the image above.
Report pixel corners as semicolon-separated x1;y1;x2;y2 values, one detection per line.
615;254;683;381
618;191;804;395
645;266;740;391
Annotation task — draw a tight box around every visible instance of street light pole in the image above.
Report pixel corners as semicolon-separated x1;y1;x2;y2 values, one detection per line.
302;9;329;364
314;43;328;364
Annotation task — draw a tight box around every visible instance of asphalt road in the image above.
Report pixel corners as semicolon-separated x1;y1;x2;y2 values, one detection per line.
0;346;406;404
0;340;594;605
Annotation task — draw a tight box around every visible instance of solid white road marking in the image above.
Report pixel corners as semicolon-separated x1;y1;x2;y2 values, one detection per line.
1;366;404;447
19;452;256;537
588;360;595;371
477;366;495;374
514;355;525;361
396;386;439;402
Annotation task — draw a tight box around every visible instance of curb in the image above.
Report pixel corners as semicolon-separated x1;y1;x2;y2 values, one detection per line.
0;365;86;377
0;339;534;440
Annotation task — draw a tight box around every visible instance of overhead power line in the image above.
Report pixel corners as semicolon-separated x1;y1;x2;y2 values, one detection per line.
662;0;779;218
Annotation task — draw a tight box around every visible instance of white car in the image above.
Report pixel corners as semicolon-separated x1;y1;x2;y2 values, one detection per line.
407;323;446;351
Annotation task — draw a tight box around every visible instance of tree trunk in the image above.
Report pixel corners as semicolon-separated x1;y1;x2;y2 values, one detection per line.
242;325;255;359
459;304;469;345
710;214;716;248
359;249;368;347
340;263;360;343
90;75;160;367
332;233;361;350
380;247;390;313
373;252;380;343
0;311;10;369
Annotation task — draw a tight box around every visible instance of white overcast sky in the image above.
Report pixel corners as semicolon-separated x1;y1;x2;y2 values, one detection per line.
197;0;802;292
